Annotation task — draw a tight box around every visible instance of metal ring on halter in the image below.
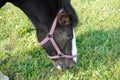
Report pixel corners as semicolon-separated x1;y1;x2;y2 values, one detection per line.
58;53;64;57
47;34;53;38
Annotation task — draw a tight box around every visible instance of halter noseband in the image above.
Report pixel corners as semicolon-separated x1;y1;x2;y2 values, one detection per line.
40;9;77;59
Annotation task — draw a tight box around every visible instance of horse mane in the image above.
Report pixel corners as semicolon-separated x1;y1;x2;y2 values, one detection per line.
0;0;78;27
0;0;7;8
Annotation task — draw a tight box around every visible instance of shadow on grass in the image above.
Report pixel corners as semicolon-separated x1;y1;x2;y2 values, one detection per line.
76;27;120;70
0;27;120;80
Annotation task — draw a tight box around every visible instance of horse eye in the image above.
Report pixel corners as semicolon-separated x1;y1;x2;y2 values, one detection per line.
65;36;73;40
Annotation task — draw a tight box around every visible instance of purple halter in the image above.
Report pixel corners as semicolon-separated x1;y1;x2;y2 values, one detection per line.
40;9;77;59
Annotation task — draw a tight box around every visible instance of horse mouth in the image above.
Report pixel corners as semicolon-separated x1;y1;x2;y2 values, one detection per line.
52;58;76;70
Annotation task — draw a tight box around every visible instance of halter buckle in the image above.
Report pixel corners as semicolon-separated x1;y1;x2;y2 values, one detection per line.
47;34;53;38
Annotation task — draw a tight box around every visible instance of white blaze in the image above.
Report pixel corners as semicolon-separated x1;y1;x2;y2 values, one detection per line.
72;30;77;62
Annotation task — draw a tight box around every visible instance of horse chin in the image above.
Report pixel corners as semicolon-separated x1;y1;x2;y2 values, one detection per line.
52;58;76;70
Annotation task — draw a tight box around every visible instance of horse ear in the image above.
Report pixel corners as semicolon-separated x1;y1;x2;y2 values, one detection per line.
58;12;70;26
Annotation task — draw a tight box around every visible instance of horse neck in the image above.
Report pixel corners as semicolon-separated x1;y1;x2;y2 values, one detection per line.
10;0;61;41
11;0;59;27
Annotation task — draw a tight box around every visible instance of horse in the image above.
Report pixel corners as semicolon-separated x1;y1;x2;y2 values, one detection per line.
0;0;78;70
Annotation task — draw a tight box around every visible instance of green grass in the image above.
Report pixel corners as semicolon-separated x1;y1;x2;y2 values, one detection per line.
0;0;120;80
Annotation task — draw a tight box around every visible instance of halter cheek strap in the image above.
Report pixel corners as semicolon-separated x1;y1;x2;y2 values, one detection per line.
40;9;77;59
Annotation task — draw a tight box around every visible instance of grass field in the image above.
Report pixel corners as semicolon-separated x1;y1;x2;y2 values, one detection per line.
0;0;120;80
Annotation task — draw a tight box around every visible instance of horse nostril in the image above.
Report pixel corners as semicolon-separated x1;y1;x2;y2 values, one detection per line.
61;65;64;69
